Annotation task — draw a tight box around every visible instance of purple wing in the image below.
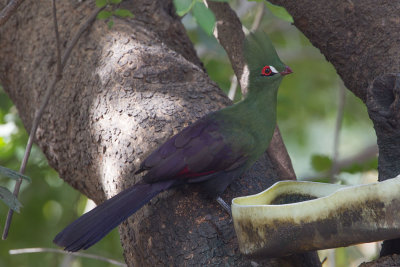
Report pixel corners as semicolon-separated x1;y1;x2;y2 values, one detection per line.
136;117;249;184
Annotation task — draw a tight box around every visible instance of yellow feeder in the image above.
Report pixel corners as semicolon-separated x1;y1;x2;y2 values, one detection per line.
232;176;400;258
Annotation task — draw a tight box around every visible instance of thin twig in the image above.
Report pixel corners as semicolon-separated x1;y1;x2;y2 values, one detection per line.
9;248;127;267
0;0;25;27
52;0;62;78
250;2;265;32
2;5;103;240
330;81;346;181
60;7;103;68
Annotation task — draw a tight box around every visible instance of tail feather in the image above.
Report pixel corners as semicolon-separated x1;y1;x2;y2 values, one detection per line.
54;181;173;251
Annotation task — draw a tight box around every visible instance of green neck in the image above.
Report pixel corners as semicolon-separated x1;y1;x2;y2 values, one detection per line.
239;77;282;129
212;76;282;166
216;75;282;136
215;76;282;159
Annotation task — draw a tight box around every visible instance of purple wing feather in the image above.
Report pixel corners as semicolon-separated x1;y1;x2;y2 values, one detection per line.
137;117;249;184
140;136;178;169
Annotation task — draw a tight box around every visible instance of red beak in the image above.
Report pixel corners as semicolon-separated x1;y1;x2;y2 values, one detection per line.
280;66;293;76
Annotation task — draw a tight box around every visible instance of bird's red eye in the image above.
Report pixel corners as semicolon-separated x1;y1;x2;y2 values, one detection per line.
261;66;272;76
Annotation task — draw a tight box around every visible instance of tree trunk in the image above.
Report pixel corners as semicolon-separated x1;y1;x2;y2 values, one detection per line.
0;0;318;266
269;0;400;261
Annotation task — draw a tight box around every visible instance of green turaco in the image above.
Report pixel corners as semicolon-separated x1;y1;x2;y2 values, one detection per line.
54;30;292;251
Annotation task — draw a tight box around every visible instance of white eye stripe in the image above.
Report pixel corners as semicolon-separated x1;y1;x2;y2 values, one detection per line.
269;66;278;73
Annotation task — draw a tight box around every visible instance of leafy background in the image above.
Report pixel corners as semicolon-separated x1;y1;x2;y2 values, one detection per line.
0;1;378;266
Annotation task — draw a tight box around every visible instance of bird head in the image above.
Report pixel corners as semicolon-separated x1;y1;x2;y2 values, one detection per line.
244;31;292;90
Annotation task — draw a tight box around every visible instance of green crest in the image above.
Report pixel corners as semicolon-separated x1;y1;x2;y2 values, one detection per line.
244;31;286;76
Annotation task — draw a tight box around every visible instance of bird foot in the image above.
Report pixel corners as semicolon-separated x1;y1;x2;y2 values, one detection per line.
216;196;232;219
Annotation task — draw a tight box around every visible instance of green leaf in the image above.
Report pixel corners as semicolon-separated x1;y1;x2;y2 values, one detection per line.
109;0;122;4
173;0;193;16
0;165;31;182
97;10;113;20
95;0;108;8
108;20;114;29
113;8;134;18
311;154;332;172
192;2;216;35
0;186;22;212
209;0;230;2
265;1;294;23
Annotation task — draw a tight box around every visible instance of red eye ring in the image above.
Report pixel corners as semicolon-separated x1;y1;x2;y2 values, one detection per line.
261;66;272;76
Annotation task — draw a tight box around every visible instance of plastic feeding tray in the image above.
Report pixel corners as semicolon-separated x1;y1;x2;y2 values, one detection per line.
231;176;400;258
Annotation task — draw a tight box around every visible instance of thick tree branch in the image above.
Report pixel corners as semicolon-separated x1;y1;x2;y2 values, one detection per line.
366;73;400;258
208;2;246;90
0;1;295;265
367;74;400;181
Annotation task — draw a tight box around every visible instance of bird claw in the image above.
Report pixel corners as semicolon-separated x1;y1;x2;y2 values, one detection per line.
216;196;232;220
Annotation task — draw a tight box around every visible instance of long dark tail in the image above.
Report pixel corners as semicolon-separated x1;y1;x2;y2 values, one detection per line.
54;181;174;252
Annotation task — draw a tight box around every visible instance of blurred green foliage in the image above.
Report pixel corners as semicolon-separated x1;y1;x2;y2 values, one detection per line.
173;0;230;35
0;1;378;266
96;0;134;29
311;154;377;175
264;2;293;23
191;2;216;35
311;154;332;172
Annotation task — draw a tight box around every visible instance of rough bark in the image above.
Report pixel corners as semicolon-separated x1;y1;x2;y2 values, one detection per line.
268;0;400;262
360;254;400;267
366;73;400;257
0;0;303;266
